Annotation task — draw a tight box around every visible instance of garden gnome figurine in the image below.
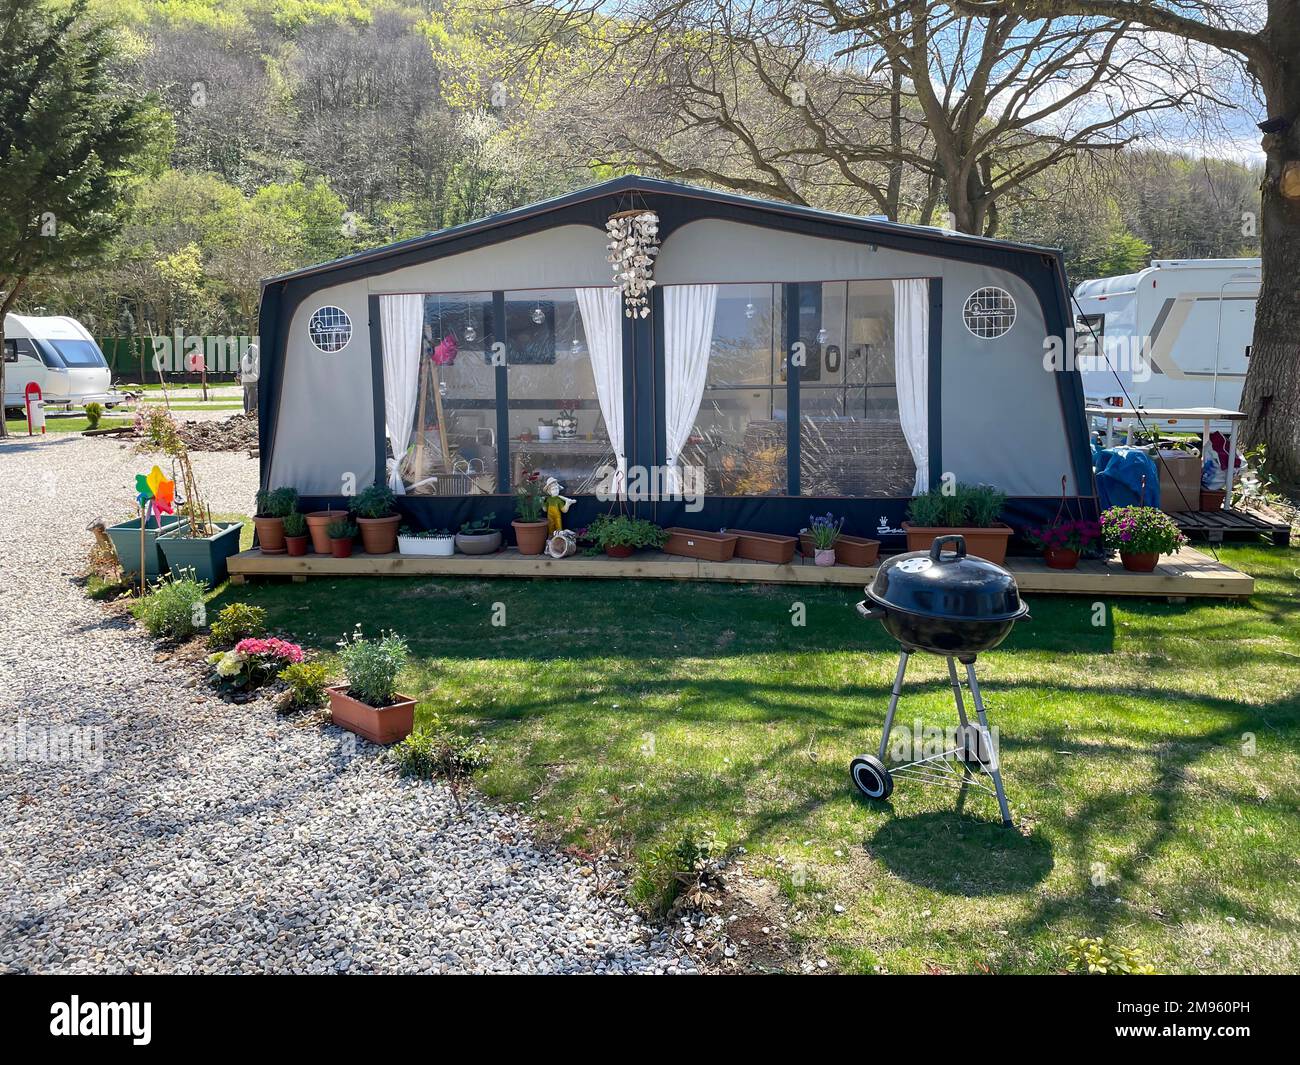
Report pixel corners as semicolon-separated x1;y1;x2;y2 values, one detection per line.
543;476;575;535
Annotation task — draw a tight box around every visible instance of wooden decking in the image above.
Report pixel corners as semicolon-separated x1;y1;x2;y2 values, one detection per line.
227;545;1254;598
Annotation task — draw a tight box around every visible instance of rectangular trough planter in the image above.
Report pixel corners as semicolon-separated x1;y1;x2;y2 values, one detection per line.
157;521;244;588
105;515;187;582
663;527;738;562
902;523;1013;565
729;529;798;564
800;532;881;567
327;685;415;745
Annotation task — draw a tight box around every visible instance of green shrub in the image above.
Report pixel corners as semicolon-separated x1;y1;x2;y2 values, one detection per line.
282;511;307;538
906;491;946;527
515;472;546;523
963;484;1006;527
279;661;329;710
327;519;357;540
84;402;104;429
349;483;396;519
907;483;1006;528
207;602;267;649
630;829;724;918
131;574;207;640
1066;936;1157;975
585;514;668;550
392;722;490;781
255;486;298;518
338;628;408;706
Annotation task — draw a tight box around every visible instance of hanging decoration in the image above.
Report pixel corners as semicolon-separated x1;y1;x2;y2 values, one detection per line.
606;209;660;318
432;333;458;366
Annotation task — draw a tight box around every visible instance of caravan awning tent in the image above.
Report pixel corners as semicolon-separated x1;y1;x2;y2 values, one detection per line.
256;176;1096;541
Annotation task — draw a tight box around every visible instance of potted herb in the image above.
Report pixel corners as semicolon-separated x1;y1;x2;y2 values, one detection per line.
349;483;400;554
806;513;844;566
253;486;297;554
398;525;455;557
282;511;309;556
512;471;549;555
305;505;348;554
327;518;357;558
1101;506;1186;572
904;483;1012;564
555;407;578;439
328;628;414;745
537;417;555;442
585;514;668;557
455;513;502;555
1023;518;1101;570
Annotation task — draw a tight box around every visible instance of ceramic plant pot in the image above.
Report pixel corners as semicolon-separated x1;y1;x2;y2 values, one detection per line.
327;686;415;745
512;520;548;555
356;514;400;554
398;533;455;557
306;510;347;554
285;535;309;557
330;536;354;559
814;548;836;566
455;530;502;555
253;515;286;554
1120;551;1159;573
1043;547;1080;570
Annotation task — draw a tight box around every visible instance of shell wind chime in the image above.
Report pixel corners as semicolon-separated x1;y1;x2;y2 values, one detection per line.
606;210;660;318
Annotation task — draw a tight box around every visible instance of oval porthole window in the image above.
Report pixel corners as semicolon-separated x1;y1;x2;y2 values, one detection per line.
307;305;352;353
962;287;1016;339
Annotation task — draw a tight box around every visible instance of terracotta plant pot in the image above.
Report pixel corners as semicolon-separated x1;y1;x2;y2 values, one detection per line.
814;548;836;566
1120;551;1159;573
605;543;634;558
730;529;797;564
902;523;1014;565
306;510;347;554
512;520;548;555
253;515;286;554
1200;489;1227;511
285;535;309;557
663;528;738;561
327;685;415;745
356;514;400;554
330;536;354;559
1043;546;1080;570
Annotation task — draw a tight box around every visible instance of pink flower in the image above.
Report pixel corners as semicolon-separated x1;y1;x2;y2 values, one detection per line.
235;637;304;663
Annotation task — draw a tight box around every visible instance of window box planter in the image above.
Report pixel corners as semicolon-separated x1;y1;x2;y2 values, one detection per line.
356;514;400;554
902;522;1013;565
399;532;455;557
799;532;880;566
664;528;738;562
455;529;502;555
105;515;187;583
729;529;797;564
305;510;347;554
157;521;244;588
326;685;415;745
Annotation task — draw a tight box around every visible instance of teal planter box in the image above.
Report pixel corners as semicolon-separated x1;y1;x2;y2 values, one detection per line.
157;521;244;588
106;515;187;582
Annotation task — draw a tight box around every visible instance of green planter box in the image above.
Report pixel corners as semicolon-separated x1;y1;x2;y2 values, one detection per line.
105;515;187;582
157;521;244;588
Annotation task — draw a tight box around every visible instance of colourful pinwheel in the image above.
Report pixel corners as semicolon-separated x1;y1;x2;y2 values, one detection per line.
135;465;176;526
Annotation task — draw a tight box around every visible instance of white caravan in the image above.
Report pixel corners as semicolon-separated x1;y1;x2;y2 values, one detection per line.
1073;258;1259;411
2;313;120;414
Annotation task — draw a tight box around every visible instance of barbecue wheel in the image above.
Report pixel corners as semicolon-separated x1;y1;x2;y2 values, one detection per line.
850;754;893;800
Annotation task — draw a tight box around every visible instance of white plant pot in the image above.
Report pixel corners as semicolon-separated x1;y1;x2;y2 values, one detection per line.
398;534;455;557
537;425;555;442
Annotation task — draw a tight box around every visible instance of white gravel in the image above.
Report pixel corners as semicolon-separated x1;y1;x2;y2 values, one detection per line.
0;429;692;974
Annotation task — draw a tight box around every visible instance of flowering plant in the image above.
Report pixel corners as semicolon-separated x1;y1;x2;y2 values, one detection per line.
208;637;304;690
807;512;844;550
515;470;547;523
1022;518;1101;553
1100;506;1186;555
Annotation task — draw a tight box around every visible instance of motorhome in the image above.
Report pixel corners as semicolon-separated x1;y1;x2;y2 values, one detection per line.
1073;258;1259;412
2;313;120;415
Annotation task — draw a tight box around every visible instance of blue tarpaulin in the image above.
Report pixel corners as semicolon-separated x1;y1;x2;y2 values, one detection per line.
1093;446;1159;511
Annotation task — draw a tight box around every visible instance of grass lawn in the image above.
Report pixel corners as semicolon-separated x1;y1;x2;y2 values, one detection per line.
5;416;130;434
209;543;1300;973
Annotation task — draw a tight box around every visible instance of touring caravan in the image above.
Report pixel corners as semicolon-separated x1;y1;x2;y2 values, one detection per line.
2;313;120;415
1073;258;1259;411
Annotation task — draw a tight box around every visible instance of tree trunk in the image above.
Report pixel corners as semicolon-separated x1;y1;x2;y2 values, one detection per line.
0;277;27;439
1241;24;1300;490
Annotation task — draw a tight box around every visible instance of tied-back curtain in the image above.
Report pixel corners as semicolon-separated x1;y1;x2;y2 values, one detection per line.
576;287;625;495
379;294;425;494
892;279;929;495
663;284;718;494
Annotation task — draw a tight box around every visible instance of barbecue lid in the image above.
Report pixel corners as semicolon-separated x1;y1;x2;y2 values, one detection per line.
867;535;1026;622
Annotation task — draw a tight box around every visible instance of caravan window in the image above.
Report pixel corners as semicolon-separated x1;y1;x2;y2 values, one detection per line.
48;339;107;368
3;340;15;363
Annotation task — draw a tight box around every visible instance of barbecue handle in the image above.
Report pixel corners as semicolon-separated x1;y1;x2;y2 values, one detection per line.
856;600;886;620
930;534;966;562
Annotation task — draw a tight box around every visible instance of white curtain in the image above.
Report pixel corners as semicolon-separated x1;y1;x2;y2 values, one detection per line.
663;284;718;494
379;294;425;493
576;287;626;495
892;279;929;494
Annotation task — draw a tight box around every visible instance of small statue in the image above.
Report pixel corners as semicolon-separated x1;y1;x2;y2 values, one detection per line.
543;476;576;535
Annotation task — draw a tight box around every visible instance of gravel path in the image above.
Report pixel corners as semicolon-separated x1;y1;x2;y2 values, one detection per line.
0;430;691;974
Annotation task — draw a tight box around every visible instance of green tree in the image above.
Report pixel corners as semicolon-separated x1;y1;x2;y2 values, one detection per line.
0;0;160;430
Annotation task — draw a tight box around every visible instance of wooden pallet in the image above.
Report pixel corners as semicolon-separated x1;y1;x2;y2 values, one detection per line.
227;545;1254;599
1172;507;1291;546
